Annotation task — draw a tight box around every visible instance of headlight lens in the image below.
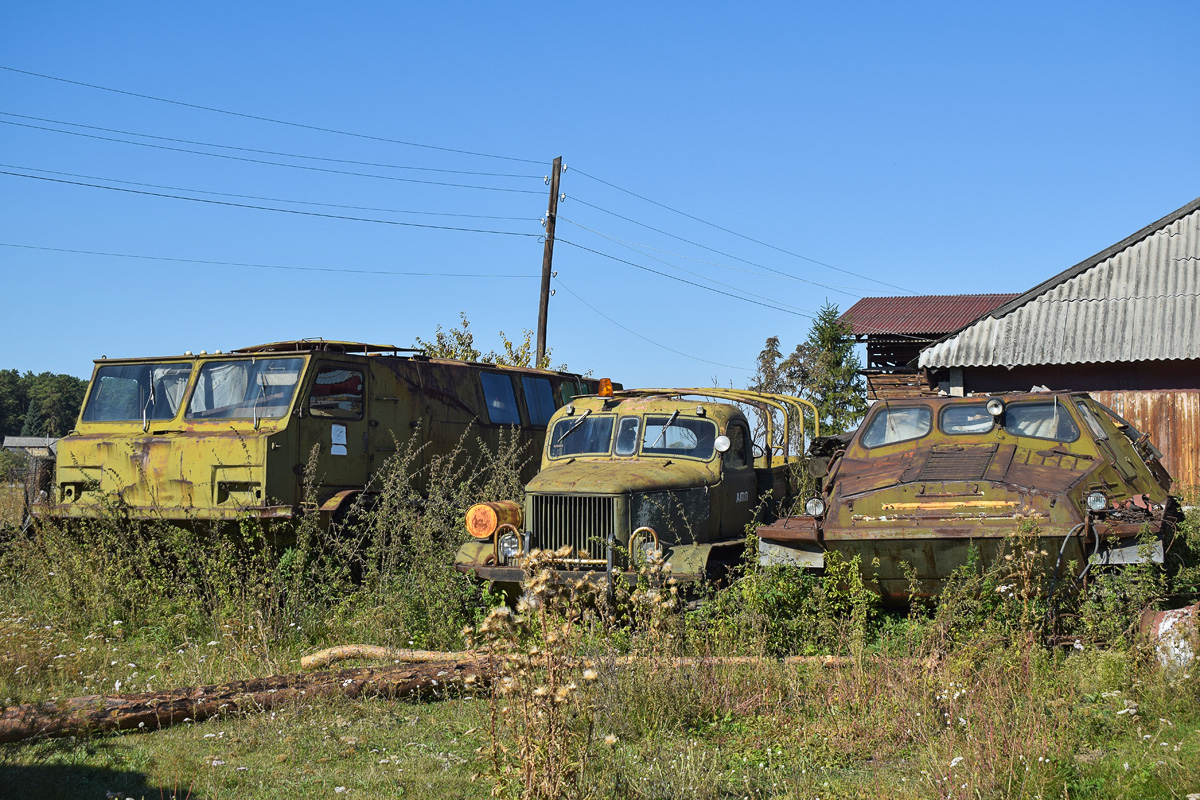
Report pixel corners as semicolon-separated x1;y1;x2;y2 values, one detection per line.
986;398;1006;417
805;497;826;517
1086;491;1107;512
498;531;521;562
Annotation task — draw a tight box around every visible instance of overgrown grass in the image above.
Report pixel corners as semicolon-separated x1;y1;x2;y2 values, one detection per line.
1;448;1198;799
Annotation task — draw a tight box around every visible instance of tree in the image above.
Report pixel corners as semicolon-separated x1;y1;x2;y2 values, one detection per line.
751;302;867;444
801;302;867;436
415;313;565;371
0;369;27;440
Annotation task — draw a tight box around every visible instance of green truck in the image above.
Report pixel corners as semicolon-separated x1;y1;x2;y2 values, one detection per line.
454;387;819;585
43;340;609;527
756;391;1178;603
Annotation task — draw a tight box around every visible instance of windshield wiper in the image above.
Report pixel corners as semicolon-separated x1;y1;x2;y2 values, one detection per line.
556;409;592;444
648;410;680;450
142;377;157;432
252;372;269;430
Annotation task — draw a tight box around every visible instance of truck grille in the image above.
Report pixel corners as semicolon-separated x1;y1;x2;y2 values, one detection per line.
529;494;617;560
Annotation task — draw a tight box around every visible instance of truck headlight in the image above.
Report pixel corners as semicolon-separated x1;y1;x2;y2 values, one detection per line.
805;497;826;517
1086;491;1107;513
498;531;522;563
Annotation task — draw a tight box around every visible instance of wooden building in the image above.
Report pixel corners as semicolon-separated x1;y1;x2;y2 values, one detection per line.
841;294;1017;399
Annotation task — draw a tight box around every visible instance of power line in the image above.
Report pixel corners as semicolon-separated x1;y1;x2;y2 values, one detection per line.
558;216;817;316
0;119;544;194
555;237;813;319
2;163;536;222
568;195;862;297
553;277;753;373
0;65;544;165
0;110;542;179
0;242;540;279
571;166;916;294
560;215;853;300
0;170;540;237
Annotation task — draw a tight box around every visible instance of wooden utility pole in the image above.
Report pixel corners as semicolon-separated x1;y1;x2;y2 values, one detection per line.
536;156;562;368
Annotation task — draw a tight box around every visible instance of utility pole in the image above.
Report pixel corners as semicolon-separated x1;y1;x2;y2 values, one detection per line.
536;156;562;369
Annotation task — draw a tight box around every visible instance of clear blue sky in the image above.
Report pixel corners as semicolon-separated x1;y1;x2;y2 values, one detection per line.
2;3;1198;388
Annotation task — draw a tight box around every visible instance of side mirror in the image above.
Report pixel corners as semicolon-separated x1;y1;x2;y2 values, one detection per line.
807;457;829;478
714;435;731;453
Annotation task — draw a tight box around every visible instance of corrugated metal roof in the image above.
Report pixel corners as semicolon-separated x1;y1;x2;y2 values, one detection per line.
841;294;1019;336
920;197;1200;368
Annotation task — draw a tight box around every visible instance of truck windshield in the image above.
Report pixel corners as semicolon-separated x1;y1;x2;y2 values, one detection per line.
1002;400;1080;442
548;415;615;458
82;362;193;422
641;415;717;459
186;357;304;420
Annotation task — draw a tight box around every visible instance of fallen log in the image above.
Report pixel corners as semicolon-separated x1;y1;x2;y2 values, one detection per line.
0;657;491;745
303;644;937;670
300;645;469;670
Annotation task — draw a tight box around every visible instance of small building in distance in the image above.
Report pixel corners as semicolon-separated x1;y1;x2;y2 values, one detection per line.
841;294;1018;400
919;195;1200;492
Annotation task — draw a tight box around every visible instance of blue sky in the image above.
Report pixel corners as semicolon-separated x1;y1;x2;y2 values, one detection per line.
2;3;1197;388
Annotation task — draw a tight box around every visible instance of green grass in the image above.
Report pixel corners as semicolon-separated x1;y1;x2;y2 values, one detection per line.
1;442;1198;799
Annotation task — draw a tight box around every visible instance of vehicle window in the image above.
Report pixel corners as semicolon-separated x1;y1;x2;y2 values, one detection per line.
559;380;582;406
1074;400;1108;441
940;403;994;435
1003;401;1080;442
521;376;557;426
641;415;717;459
187;358;303;420
83;363;193;422
1090;400;1144;442
615;416;640;456
860;406;932;448
480;372;521;425
549;415;615;458
308;367;364;419
726;423;749;468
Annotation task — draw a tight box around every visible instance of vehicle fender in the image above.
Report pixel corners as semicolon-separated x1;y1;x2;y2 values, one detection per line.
665;543;716;579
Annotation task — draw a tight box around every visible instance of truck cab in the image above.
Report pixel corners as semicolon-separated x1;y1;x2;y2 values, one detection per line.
757;391;1177;603
455;386;818;585
46;340;607;527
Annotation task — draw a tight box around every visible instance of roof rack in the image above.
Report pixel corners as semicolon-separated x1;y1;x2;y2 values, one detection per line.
231;339;422;356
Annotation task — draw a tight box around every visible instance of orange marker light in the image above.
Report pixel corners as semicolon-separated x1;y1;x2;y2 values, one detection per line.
598;378;613;397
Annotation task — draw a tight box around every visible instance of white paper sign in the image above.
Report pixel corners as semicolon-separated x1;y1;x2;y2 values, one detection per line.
331;424;347;456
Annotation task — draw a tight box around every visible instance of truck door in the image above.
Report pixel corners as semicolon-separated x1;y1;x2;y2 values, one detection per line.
298;362;370;492
720;421;757;535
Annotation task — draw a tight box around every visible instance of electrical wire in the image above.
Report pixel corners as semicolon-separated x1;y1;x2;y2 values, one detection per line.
2;163;536;222
0;242;540;278
571;166;916;294
568;195;862;296
553;277;753;372
0;119;544;194
0;65;544;165
558;217;817;316
0;111;542;179
562;213;947;341
0;170;540;237
555;237;813;319
560;215;855;299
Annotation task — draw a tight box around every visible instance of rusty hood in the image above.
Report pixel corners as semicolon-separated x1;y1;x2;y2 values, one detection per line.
526;458;718;495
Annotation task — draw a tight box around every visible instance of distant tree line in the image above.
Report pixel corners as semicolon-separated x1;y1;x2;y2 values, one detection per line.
0;370;89;440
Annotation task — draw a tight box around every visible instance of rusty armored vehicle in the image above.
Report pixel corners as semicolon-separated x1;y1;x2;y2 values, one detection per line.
455;386;819;585
756;391;1176;604
44;340;609;527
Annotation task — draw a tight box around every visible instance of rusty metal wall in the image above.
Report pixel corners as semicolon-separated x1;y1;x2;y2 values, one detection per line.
1091;390;1200;495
